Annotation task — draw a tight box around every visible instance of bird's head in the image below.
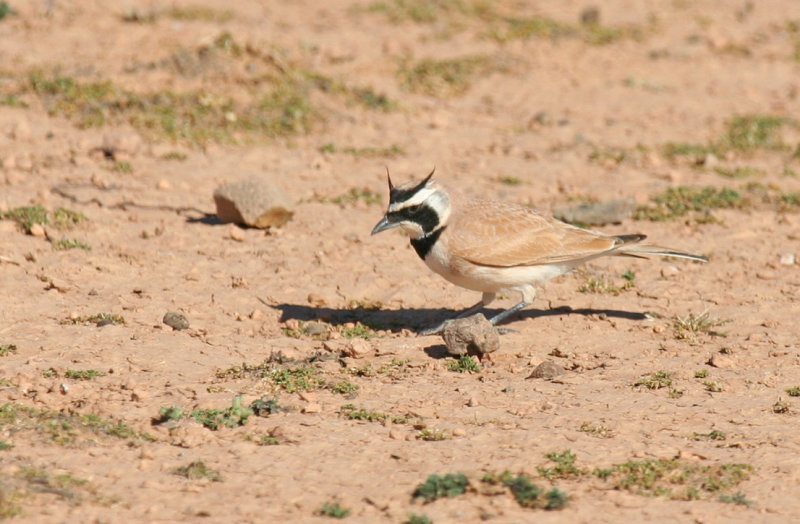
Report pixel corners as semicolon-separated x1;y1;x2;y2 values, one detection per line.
371;167;450;239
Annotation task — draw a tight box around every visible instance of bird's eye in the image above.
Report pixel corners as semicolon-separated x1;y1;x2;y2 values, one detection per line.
407;205;421;215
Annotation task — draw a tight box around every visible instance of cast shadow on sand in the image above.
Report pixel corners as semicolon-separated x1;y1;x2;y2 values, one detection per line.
271;302;648;333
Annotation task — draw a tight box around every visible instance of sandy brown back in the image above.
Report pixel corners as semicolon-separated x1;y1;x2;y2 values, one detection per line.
446;199;620;267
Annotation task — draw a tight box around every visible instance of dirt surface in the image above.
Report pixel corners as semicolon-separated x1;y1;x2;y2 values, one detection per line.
2;1;800;522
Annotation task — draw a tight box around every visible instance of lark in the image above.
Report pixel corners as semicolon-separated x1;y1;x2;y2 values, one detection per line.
371;169;706;333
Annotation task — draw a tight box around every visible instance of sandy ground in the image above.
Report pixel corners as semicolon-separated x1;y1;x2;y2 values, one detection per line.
1;0;800;522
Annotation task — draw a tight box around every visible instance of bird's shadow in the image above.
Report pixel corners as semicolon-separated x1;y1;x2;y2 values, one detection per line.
271;302;647;333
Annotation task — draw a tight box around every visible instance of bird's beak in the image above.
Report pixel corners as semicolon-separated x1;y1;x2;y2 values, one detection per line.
371;215;399;235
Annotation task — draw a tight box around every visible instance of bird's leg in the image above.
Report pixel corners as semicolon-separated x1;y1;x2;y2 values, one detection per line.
419;293;495;335
487;301;530;327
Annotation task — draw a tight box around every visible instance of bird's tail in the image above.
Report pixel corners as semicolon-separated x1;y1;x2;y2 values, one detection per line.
613;234;708;262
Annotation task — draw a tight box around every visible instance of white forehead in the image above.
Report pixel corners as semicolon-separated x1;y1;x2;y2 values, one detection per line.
387;185;437;212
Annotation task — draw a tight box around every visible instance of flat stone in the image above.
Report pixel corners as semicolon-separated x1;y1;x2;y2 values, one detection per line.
214;178;294;229
441;314;500;357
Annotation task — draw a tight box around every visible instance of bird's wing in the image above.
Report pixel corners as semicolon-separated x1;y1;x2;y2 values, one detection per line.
447;199;620;267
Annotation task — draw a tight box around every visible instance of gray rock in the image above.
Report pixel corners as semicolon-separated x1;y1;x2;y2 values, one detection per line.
214;178;294;229
527;360;565;380
304;321;330;338
553;198;636;226
163;311;190;330
441;314;500;357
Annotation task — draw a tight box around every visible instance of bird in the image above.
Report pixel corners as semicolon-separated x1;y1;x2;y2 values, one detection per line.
371;168;707;334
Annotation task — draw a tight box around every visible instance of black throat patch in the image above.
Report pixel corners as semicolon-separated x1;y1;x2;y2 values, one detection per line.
410;227;445;259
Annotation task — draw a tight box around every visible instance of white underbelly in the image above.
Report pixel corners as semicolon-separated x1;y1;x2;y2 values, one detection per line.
422;242;570;294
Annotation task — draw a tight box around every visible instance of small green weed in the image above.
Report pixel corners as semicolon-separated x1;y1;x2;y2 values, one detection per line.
321;144;405;159
537;450;584;479
446;355;481;373
174;461;222;482
786;386;800;397
340;322;381;339
722;115;791;152
269;366;324;393
190;396;253;430
329;381;360;395
719;491;753;506
399;55;495;97
316;501;350;518
704;380;724;393
52;238;91;251
0;2;12;21
634;371;673;390
405;514;432;524
166;6;234;22
413;473;468;502
482;471;569;510
0;344;17;357
340;404;407;424
499;176;521;185
249;396;283;416
330;188;383;206
64;369;105;381
673;311;731;339
256;435;280;446
694;369;709;378
579;422;614;438
63;313;125;326
597;458;752;500
418;428;450;441
2;205;86;234
154;406;185;424
161;151;187;161
714;166;763;179
633;186;742;221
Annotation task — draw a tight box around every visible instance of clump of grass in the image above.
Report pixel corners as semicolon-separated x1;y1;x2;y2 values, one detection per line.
8;467;94;510
2;205;86;234
399;55;494;97
166;6;234;22
340;404;408;424
578;272;635;295
714;166;763;179
52;238;91;251
673;311;731;339
0;93;27;107
316;501;350;519
537;450;584;479
0;3;12;21
269;366;324;393
418;428;451;441
340;323;382;339
633;186;742;221
692;430;726;441
634;371;673;390
347;299;384;311
413;473;469;502
579;422;614;438
0;403;153;445
255;435;280;446
320;144;405;159
330;188;383;206
663;115;794;162
721;115;791;152
405;514;432;524
0;441;12;450
62;313;125;326
64;369;105;381
161;151;187;161
329;381;359;395
446;355;481;373
174;461;222;482
190;396;253;430
694;369;709;378
0;344;17;357
499;176;521;185
786;386;800;397
704;380;724;393
365;0;491;24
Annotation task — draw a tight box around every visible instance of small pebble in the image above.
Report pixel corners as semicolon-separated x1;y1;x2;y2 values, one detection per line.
229;226;245;242
250;309;264;320
304;321;330;338
756;270;777;280
661;265;680;278
653;325;665;334
452;428;466;437
708;354;735;369
163;311;190;330
29;223;46;237
780;253;795;266
302;403;322;414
